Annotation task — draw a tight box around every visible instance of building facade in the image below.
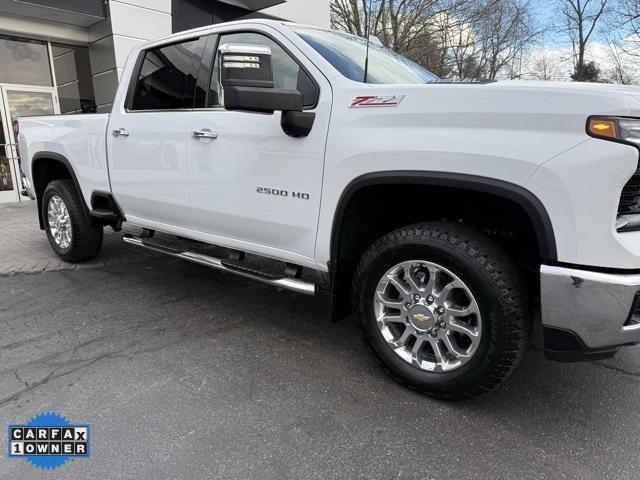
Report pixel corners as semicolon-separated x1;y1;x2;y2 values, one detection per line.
0;0;329;203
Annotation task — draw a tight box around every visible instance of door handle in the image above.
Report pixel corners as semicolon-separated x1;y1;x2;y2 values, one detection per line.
112;128;130;138
192;129;218;140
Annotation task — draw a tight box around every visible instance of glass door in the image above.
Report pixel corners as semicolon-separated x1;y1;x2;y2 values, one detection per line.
0;85;58;203
0;97;18;203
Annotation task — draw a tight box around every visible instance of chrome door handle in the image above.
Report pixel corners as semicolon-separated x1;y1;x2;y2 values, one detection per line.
112;128;130;137
192;129;218;140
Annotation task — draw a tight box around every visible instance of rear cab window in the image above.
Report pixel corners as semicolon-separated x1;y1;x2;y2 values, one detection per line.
129;37;207;111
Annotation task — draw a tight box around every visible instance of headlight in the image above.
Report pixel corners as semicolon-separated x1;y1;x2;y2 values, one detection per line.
587;117;640;146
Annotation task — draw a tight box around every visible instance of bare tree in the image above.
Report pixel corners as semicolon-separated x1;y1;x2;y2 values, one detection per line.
527;49;565;80
603;40;639;84
614;0;640;56
558;0;610;81
330;0;485;77
473;0;539;79
330;0;539;80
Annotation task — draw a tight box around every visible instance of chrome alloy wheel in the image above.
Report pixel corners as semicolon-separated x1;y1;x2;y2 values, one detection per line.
374;260;482;373
47;195;72;250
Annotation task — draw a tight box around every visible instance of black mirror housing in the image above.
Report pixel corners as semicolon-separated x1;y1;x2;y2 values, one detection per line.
224;86;303;114
281;111;316;138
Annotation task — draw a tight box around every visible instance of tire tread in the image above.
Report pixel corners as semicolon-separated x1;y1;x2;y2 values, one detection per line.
352;221;530;400
43;179;103;263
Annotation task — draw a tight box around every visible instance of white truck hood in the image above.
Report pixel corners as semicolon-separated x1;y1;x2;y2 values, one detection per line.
485;79;640;101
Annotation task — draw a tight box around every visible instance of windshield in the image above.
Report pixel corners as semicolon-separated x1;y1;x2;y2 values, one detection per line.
294;27;438;85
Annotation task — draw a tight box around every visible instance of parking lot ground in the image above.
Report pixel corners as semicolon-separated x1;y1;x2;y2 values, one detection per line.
2;201;640;479
1;255;640;480
0;201;154;276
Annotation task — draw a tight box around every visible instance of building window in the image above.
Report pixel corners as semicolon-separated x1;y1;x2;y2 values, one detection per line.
0;35;52;86
52;44;96;114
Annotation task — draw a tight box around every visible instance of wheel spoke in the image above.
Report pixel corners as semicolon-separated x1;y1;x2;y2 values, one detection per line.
435;279;458;301
448;318;479;339
443;333;468;359
379;313;405;325
424;265;439;295
411;335;426;357
446;304;478;317
428;337;446;366
390;327;414;348
375;291;404;310
403;265;423;293
386;274;411;300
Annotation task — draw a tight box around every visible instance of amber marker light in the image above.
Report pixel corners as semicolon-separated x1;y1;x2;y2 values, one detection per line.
588;118;617;139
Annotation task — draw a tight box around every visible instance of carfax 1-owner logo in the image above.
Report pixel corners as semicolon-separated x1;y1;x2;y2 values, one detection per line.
8;412;91;470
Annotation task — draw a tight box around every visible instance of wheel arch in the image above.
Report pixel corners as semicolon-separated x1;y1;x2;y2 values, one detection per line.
328;171;558;321
31;152;90;230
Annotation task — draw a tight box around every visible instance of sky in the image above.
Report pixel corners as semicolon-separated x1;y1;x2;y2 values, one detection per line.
514;1;640;82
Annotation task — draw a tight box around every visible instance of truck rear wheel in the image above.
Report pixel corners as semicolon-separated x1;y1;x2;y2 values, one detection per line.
42;179;103;263
353;221;530;399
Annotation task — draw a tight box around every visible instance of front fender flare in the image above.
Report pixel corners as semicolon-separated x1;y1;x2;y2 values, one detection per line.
328;171;558;321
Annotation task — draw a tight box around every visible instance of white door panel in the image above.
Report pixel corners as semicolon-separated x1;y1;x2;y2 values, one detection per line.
186;108;328;258
108;112;190;225
184;27;332;260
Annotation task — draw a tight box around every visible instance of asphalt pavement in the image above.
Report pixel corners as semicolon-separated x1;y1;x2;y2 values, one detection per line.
1;254;640;479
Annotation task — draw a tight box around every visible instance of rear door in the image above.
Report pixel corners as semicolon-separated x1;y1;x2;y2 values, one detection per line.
107;36;206;228
185;28;332;262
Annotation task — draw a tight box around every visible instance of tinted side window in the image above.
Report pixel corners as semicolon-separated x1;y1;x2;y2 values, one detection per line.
209;32;317;109
131;37;206;111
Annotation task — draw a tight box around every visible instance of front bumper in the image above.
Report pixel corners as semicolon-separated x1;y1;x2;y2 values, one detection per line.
541;265;640;361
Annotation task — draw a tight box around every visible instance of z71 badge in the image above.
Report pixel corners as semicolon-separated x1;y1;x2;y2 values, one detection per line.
349;95;405;108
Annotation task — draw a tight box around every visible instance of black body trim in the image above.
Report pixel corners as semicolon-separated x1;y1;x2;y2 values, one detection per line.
328;171;558;322
31;152;91;230
223;86;302;113
331;171;558;264
543;326;619;363
90;191;126;230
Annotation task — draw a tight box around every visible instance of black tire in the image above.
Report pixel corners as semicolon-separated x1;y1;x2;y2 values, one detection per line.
353;221;530;400
42;179;103;263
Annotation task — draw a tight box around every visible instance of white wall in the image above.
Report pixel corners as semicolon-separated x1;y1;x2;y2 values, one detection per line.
264;0;330;28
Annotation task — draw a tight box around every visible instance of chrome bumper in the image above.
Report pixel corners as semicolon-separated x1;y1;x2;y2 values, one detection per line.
541;265;640;351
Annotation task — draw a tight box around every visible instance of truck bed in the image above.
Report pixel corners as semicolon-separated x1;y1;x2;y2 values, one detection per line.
18;113;111;209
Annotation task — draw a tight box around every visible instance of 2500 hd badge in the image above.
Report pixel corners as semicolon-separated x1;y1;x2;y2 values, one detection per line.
256;187;310;200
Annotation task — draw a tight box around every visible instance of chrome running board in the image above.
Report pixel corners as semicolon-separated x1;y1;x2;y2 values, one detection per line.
123;235;315;296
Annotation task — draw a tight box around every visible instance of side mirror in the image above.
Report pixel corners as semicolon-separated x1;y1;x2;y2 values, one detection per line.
219;44;303;114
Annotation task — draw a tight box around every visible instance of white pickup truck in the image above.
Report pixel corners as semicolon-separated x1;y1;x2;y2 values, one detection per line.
17;19;640;399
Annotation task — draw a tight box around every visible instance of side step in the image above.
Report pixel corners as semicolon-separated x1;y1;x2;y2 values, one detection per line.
123;235;315;296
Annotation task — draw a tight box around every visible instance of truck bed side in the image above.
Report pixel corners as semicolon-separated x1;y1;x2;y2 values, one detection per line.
18;114;111;211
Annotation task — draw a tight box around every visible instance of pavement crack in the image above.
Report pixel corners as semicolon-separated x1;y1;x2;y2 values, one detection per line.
592;361;640;378
14;370;29;389
0;344;137;409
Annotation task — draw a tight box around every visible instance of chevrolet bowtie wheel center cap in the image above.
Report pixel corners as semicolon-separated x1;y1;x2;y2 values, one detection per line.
408;305;435;332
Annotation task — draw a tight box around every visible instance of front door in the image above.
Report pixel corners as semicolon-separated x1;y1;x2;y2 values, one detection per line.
0;85;57;203
185;30;332;262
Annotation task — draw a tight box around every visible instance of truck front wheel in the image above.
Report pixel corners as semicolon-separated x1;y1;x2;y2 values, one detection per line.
42;179;103;263
353;222;530;399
